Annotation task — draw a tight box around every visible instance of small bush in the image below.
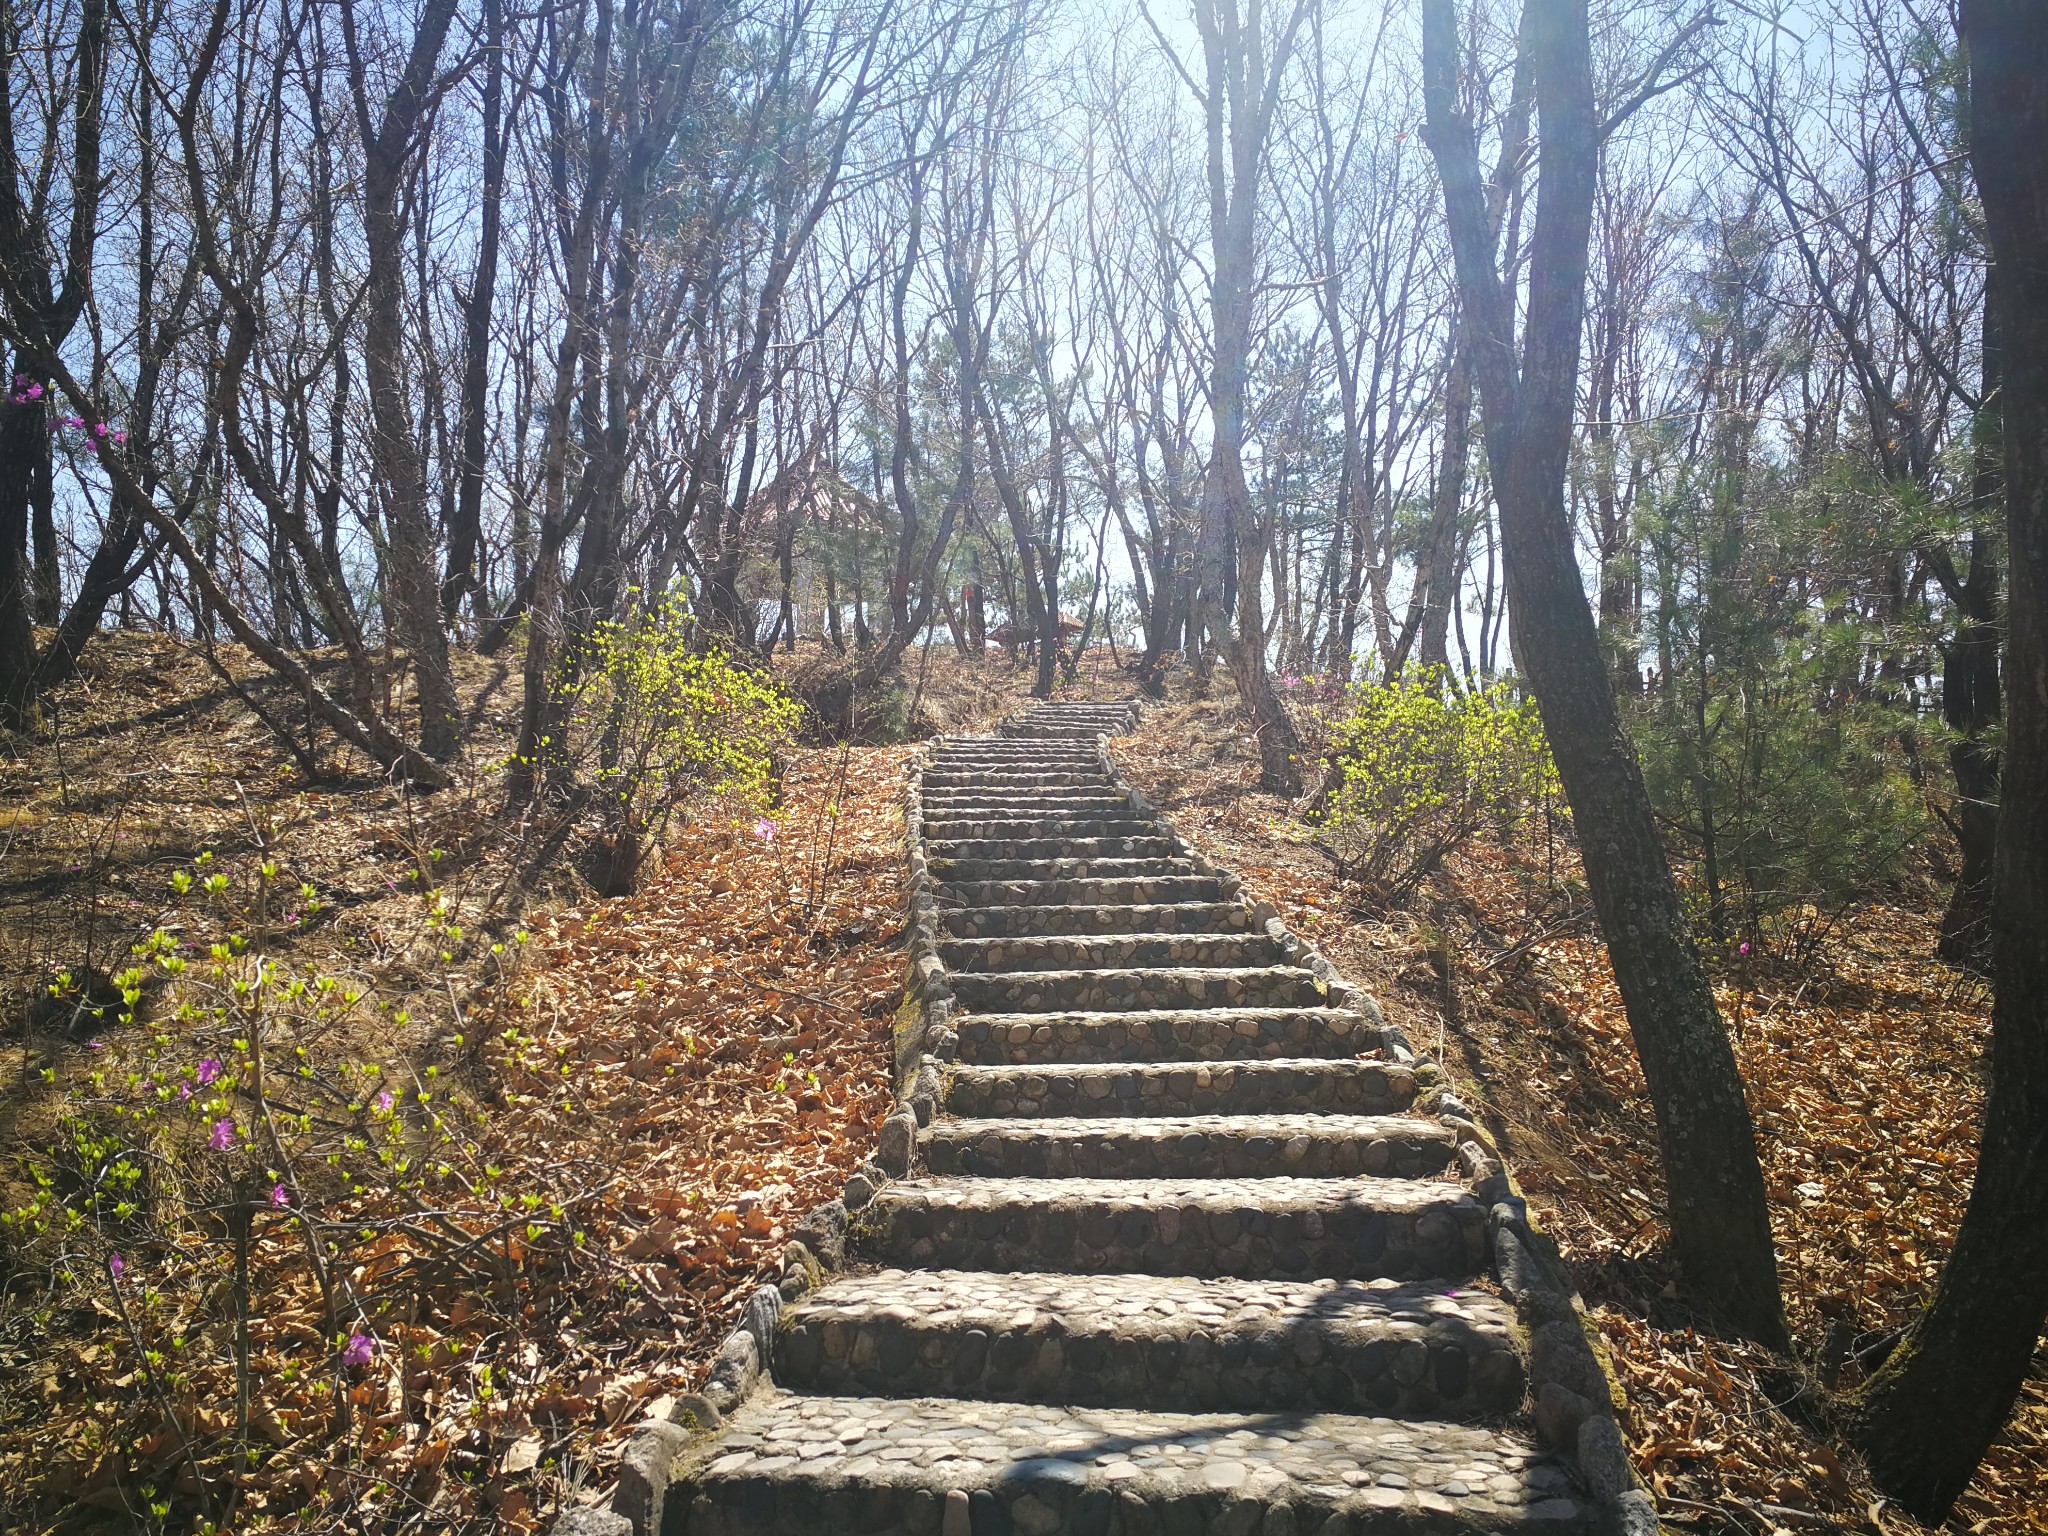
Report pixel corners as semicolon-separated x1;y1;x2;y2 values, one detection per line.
565;590;802;842
1318;671;1559;901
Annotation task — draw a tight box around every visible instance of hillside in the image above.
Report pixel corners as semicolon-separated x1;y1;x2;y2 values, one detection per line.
1;646;2041;1534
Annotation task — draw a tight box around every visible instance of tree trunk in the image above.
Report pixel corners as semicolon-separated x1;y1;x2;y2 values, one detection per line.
347;0;462;758
0;380;41;726
1939;291;2005;971
1422;0;1786;1345
1191;0;1310;796
444;0;505;621
1852;2;2048;1514
1393;325;1473;678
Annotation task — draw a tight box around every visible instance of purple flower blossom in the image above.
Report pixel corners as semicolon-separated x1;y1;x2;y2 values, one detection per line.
177;1082;192;1103
209;1118;236;1151
270;1183;290;1208
753;817;776;842
108;1252;125;1279
1738;941;1751;956
197;1057;221;1085
376;1090;394;1112
86;1039;105;1051
341;1332;375;1367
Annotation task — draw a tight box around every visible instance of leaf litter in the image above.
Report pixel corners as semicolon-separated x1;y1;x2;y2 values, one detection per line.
1114;695;2046;1536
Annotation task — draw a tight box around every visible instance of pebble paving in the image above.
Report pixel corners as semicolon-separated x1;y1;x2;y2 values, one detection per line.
667;703;1592;1533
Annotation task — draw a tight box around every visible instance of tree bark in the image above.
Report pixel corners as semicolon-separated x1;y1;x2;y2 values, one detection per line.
1421;0;1786;1345
1852;0;2048;1514
344;0;463;758
0;0;107;726
1191;0;1310;795
444;0;506;620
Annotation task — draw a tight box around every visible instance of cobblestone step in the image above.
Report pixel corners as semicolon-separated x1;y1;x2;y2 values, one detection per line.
943;1058;1416;1117
936;875;1229;908
923;769;1118;790
947;964;1329;1015
922;815;1164;840
941;901;1251;939
998;718;1136;735
926;836;1183;863
953;1006;1378;1064
932;855;1199;884
929;747;1106;766
917;798;1130;823
849;1176;1491;1282
776;1270;1524;1420
666;1393;1589;1535
920;1114;1457;1180
937;932;1283;974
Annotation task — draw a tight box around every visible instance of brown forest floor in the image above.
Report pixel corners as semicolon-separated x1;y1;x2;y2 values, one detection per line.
1113;684;2047;1536
1;636;2039;1534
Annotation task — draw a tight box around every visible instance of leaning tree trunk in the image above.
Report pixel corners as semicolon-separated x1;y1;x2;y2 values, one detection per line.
1422;0;1786;1345
1852;0;2048;1515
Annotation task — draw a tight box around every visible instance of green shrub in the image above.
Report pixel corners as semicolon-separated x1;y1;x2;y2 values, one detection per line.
567;590;802;840
1319;670;1559;900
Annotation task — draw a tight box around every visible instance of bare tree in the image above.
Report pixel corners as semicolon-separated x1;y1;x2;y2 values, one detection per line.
1422;0;1787;1344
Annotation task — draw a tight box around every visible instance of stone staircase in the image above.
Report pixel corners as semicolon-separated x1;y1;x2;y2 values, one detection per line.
578;701;1644;1536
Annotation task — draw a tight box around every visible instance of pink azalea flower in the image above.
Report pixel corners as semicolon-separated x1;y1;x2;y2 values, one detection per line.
209;1118;235;1151
270;1183;290;1208
197;1057;222;1085
177;1082;192;1103
376;1090;394;1112
341;1332;375;1367
753;818;776;842
108;1252;125;1279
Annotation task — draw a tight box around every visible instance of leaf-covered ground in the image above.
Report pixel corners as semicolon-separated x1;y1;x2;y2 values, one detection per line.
0;636;925;1532
1115;691;2046;1536
8;645;2039;1534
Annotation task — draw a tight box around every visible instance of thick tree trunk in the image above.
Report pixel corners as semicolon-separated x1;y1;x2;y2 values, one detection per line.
1853;1;2048;1514
1422;0;1786;1345
0;383;41;726
1191;0;1309;796
349;0;462;758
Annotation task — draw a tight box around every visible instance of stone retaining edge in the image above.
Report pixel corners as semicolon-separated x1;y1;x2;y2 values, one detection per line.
552;739;947;1536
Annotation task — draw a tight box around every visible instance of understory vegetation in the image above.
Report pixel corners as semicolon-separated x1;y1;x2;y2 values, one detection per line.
0;637;902;1533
